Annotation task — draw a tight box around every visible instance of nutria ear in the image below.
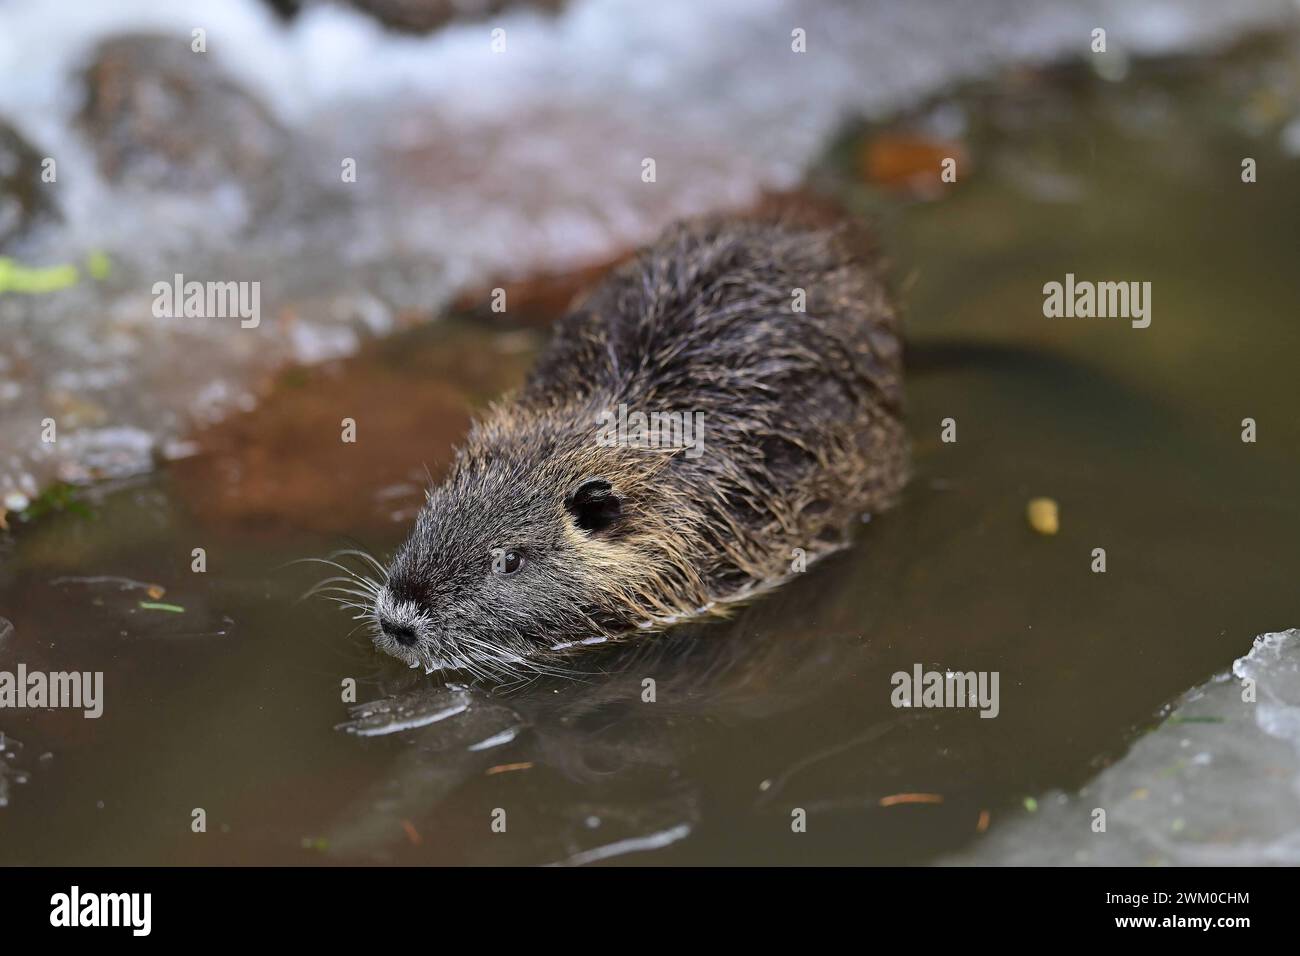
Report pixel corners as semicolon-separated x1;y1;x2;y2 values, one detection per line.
566;478;622;534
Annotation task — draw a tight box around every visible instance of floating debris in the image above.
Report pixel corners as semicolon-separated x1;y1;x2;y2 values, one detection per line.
138;601;185;613
0;258;79;295
399;819;423;846
53;575;165;594
467;726;521;751
0;251;112;295
85;251;112;281
486;762;534;776
1026;497;1059;535
879;792;944;807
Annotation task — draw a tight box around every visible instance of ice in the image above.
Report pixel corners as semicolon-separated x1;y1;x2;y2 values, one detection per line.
0;730;28;808
946;630;1300;865
548;821;693;867
335;685;473;736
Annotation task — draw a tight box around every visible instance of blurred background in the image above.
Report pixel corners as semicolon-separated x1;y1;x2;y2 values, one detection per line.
1;0;1298;865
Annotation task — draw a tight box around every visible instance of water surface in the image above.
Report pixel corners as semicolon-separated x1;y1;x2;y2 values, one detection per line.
1;44;1298;864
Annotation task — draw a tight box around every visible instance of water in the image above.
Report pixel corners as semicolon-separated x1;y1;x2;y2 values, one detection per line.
1;24;1299;864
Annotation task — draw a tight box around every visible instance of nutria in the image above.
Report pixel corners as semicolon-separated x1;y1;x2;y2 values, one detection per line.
345;217;908;680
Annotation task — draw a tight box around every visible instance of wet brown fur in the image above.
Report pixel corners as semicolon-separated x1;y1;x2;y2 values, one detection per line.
370;216;908;680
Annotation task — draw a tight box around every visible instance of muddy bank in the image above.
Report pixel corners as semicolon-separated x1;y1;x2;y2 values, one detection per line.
169;318;538;537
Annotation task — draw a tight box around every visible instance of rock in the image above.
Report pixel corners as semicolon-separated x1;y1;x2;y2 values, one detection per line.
0;121;58;248
76;35;288;200
342;0;564;35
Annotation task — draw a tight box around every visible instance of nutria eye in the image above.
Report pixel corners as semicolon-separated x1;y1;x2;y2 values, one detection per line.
495;549;525;575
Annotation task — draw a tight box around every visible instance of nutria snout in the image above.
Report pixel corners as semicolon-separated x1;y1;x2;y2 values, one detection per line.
367;216;908;680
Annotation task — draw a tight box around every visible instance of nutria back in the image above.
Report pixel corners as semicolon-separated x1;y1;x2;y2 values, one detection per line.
367;217;908;680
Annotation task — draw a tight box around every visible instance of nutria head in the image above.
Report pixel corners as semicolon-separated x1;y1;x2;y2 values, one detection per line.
369;413;707;680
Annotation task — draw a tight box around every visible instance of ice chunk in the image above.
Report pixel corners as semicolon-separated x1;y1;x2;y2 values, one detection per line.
946;629;1300;865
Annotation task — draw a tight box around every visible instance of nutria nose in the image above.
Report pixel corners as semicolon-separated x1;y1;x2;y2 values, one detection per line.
380;618;419;647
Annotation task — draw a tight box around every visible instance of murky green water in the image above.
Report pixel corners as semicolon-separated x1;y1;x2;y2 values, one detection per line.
1;45;1297;864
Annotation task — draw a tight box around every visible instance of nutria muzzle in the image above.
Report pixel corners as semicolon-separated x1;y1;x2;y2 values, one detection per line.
379;617;418;648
